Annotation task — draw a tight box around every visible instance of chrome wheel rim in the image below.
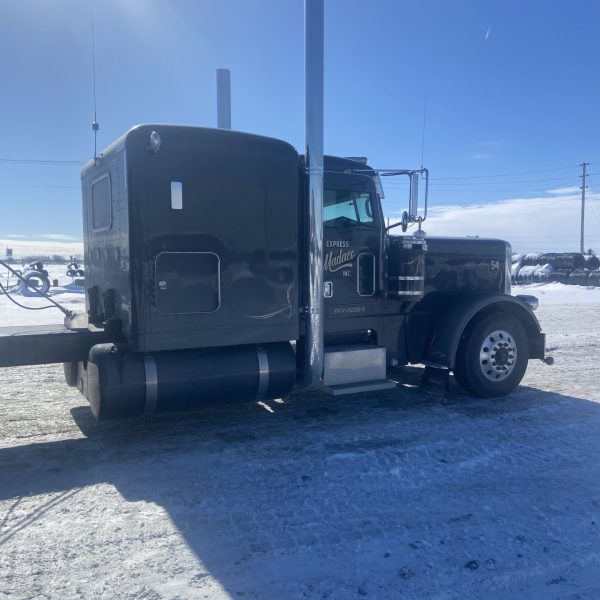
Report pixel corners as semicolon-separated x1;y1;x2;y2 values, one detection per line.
479;330;517;381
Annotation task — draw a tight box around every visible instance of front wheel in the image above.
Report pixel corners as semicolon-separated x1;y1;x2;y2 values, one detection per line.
453;313;529;398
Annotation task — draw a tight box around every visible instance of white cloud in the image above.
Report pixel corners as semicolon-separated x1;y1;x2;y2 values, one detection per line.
417;193;600;252
39;234;79;240
0;238;83;258
546;187;580;195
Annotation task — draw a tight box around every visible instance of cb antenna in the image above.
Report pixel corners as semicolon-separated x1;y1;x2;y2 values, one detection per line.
420;92;427;169
90;0;99;159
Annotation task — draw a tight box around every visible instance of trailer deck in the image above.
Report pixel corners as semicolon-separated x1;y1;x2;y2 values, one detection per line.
0;324;109;368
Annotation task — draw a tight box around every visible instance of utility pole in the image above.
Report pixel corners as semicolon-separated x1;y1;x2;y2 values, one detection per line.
580;162;590;253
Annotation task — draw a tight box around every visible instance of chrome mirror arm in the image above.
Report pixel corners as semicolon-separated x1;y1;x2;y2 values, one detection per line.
420;168;429;224
353;167;430;230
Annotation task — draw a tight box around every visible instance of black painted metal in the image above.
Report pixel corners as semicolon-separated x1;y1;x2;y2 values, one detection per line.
81;125;300;353
316;160;518;370
424;237;509;295
417;292;544;369
405;237;513;364
86;341;296;420
318;157;407;367
322;169;382;321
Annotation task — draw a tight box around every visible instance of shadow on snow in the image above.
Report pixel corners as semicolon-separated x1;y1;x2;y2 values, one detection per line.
2;380;600;596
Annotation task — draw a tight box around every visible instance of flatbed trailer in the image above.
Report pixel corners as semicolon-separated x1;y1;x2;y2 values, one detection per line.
0;324;110;368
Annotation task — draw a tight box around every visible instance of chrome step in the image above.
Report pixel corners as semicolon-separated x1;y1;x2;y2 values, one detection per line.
322;344;396;396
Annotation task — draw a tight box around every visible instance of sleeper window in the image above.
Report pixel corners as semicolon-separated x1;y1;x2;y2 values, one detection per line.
91;174;112;231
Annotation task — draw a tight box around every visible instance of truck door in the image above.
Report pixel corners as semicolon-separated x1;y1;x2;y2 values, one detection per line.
323;172;382;319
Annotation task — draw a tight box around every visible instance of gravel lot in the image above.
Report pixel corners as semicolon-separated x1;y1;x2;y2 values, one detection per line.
1;284;600;599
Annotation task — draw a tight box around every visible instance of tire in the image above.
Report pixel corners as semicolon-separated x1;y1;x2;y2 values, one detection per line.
453;312;529;398
20;271;50;297
63;361;79;387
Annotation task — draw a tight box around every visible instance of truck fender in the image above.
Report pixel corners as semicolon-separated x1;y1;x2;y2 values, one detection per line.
423;292;545;370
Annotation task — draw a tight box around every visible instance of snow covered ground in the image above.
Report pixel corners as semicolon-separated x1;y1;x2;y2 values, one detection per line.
0;264;85;327
513;282;600;305
1;270;600;599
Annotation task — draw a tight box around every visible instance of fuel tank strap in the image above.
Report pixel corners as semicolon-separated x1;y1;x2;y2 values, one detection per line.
144;355;158;416
255;346;270;401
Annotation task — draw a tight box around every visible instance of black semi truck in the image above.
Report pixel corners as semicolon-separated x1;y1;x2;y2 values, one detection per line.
0;123;549;420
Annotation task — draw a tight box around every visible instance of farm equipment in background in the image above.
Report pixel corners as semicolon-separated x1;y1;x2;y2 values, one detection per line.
66;261;85;278
0;261;50;297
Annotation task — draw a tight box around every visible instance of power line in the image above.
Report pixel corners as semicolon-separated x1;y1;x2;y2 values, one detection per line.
0;184;80;189
587;197;600;224
420;92;427;169
385;177;584;190
428;175;584;186
385;189;577;194
0;158;84;165
383;183;583;193
430;163;583;181
383;171;589;193
585;184;600;224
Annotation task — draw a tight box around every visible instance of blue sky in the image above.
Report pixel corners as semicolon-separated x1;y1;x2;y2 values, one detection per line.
1;0;600;245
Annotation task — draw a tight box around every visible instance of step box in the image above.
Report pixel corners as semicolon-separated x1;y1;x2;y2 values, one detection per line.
323;344;392;388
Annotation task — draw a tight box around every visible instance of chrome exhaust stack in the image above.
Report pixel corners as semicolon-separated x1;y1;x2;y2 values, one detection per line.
302;0;324;388
216;68;231;130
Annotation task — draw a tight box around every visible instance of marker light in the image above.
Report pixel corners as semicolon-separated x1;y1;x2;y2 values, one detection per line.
148;131;161;154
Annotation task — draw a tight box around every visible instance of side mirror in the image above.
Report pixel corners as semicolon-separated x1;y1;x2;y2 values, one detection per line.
409;172;419;218
409;169;428;222
384;168;429;232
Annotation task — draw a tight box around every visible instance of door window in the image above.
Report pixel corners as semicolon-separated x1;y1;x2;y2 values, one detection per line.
357;253;376;296
324;189;374;226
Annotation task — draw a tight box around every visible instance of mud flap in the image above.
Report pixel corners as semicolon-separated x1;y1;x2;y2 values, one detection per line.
420;366;449;398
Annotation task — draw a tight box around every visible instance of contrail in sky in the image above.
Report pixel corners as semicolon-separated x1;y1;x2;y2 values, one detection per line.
485;26;491;40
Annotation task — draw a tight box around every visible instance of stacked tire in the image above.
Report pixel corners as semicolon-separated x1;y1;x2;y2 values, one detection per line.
19;264;50;297
548;269;572;284
515;264;555;284
66;261;85;277
584;254;600;270
512;251;600;287
569;269;589;286
588;271;600;286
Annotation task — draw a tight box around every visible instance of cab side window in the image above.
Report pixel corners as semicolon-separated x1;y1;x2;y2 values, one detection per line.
324;189;374;226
